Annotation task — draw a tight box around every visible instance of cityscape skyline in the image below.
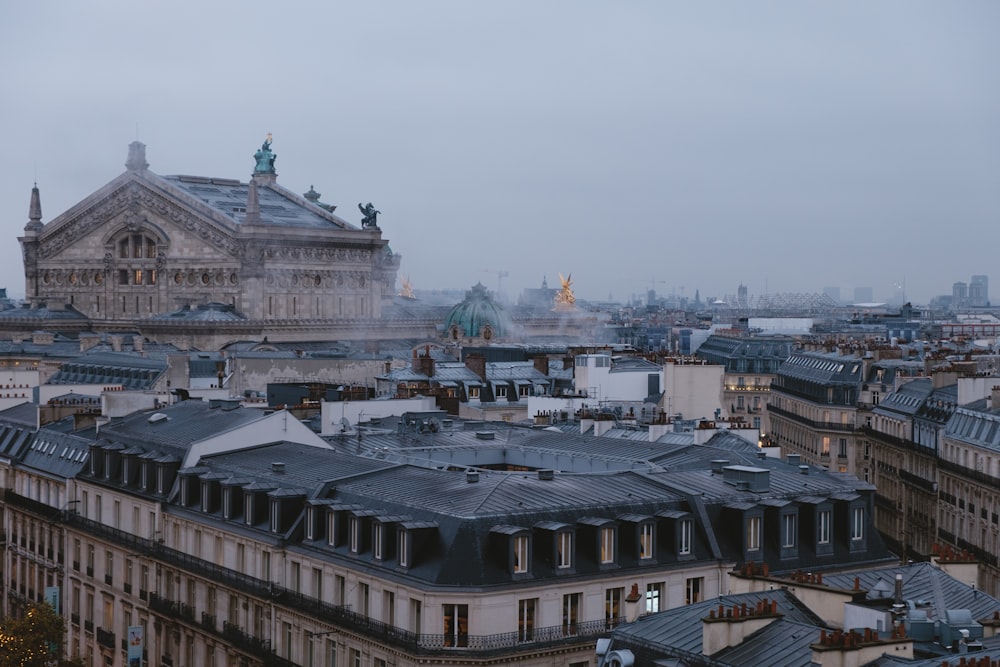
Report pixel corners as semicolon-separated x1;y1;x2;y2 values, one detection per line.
4;2;998;306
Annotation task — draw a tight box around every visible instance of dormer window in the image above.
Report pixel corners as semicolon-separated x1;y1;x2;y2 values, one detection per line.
140;462;149;490
491;525;531;575
639;523;654;560
270;499;280;532
349;517;360;553
679;519;693;556
327;513;337;547
398;528;409;567
600;526;616;564
373;522;384;560
557;531;572;569
746;516;761;552
244;494;254;526
851;507;864;541
305;506;316;541
513;535;529;573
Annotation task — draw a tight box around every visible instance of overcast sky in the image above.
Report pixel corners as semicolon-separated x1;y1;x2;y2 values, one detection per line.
3;2;998;305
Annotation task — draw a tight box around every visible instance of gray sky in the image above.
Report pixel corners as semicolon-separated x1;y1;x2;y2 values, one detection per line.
3;1;998;305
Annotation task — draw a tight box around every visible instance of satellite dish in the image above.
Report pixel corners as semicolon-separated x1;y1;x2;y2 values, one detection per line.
340;417;351;432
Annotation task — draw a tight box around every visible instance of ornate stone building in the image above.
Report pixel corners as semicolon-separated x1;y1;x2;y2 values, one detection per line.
16;139;401;348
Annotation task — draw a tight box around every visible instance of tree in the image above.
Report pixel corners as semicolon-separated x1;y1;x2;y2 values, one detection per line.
0;602;64;667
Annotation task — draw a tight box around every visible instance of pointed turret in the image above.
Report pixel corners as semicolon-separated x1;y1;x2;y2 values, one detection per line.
26;183;43;232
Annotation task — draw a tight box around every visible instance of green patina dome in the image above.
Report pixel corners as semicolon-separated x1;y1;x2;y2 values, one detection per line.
444;283;513;339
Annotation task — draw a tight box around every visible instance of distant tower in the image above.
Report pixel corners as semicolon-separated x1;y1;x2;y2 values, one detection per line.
737;283;748;305
970;275;989;307
953;281;968;307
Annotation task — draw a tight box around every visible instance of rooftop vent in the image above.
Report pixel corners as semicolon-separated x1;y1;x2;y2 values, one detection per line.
271;462;285;474
711;459;729;473
147;412;168;424
475;431;495;440
787;453;801;466
722;465;770;492
538;469;555;481
799;465;810;475
466;471;479;483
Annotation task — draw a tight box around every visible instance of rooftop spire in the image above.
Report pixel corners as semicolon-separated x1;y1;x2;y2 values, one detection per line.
25;182;43;231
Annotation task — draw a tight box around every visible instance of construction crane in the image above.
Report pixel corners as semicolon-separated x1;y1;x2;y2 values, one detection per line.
483;269;509;295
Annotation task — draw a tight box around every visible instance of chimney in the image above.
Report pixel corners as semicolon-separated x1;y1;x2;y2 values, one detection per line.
810;627;913;667
991;386;1000;412
702;598;782;657
532;355;550;376
465;353;486;380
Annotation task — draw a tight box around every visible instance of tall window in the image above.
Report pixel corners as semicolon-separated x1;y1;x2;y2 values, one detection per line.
851;507;864;541
600;526;616;564
373;523;384;560
639;523;654;560
645;582;664;613
556;531;572;569
512;535;529;574
783;513;797;549
442;603;468;647
818;510;831;544
349;518;360;553
685;576;704;605
517;598;537;641
562;593;580;635
398;529;409;567
746;516;761;552
605;587;623;628
679;519;693;555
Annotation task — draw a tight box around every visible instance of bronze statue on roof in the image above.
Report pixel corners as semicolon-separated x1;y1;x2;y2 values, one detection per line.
253;133;277;173
358;202;380;228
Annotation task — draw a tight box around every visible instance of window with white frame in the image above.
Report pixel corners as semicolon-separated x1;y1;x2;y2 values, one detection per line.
679;519;693;555
349;517;360;553
244;494;254;526
270;499;280;533
645;582;664;613
600;526;616;564
469;386;480;399
782;513;797;548
496;385;508;398
398;529;409;567
305;507;315;541
373;523;384;560
818;510;831;544
327;513;337;547
851;506;864;540
556;531;572;569
746;516;761;552
513;534;529;573
639;523;654;559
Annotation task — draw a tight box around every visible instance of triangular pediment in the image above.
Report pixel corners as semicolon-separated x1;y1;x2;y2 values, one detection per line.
37;171;242;260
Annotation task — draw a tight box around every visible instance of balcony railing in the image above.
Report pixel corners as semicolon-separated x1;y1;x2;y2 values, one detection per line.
34;494;608;657
768;404;855;432
96;627;115;649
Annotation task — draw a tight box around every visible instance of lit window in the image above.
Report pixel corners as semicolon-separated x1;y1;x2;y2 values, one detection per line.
600;526;615;564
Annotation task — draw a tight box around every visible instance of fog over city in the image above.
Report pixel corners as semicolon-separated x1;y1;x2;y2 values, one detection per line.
3;1;998;305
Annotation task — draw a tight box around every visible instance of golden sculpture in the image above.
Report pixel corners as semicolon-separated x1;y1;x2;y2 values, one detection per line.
399;276;415;299
554;273;575;309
